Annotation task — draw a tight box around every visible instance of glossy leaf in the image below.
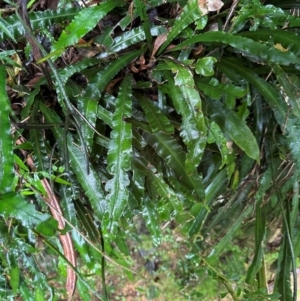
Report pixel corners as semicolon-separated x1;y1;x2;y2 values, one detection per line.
86;50;143;99
276;224;294;301
219;58;300;169
0;65;15;193
158;0;203;54
206;99;260;163
2;1;299;299
238;29;300;56
134;0;152;50
163;60;206;174
171;31;300;66
110;27;146;53
231;3;287;32
29;100;49;172
137;94;174;134
143;197;161;240
35;218;59;237
245;196;266;286
97;105;113;127
207;121;228;169
51;1;125;58
272;64;300;119
188;168;227;237
40;103;106;220
105;75;133;227
0;8;80;42
0;192;48;227
78;97;98;149
59;58;99;86
133;156;182;212
195;57;217;76
145;132;204;200
118;0;166;30
196;77;247;104
0;18;16;42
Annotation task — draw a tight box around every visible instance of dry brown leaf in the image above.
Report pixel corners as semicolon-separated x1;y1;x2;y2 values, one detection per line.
199;0;224;14
106;77;123;93
151;33;168;58
192;44;205;56
274;43;288;52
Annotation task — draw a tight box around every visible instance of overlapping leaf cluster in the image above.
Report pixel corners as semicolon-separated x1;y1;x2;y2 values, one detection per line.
0;0;300;300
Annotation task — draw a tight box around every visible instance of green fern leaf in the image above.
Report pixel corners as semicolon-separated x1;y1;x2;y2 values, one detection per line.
272;64;300;119
238;29;300;56
0;192;48;227
133;156;182;212
40;103;106;220
84;50;143;99
158;0;203;55
51;1;125;59
134;0;152;50
1;8;80;42
145;132;204;200
195;57;217;77
207;121;228;169
137;93;174;134
97;105;113;127
0;66;15;193
188;168;227;237
220;58;300;169
163;61;206;174
59;58;99;86
105;75;133;227
78;96;98;149
110;27;146;53
206;99;260;163
196;77;247;104
276;228;294;301
171;31;300;66
29;100;49;172
143;196;161;240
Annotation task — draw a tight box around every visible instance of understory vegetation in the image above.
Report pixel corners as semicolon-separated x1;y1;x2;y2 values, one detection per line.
0;0;300;300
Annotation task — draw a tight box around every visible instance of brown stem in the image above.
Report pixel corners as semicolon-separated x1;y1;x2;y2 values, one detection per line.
41;178;77;300
15;137;76;299
19;0;52;87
